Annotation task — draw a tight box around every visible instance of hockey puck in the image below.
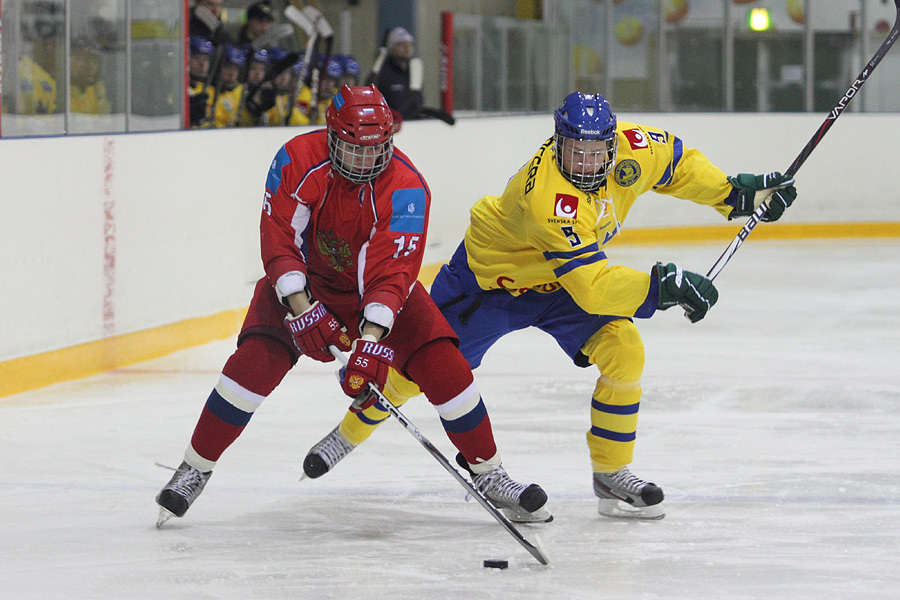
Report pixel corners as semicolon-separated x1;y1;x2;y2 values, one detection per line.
483;559;509;569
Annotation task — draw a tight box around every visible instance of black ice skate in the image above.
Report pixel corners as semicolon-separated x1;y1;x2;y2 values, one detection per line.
457;453;552;523
156;461;212;527
593;466;665;520
302;425;356;479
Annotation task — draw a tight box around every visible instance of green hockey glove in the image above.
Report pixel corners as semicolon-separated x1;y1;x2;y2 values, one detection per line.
726;172;797;222
653;262;718;323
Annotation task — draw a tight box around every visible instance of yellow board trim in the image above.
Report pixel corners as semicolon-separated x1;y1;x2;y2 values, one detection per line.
3;222;898;399
1;308;247;400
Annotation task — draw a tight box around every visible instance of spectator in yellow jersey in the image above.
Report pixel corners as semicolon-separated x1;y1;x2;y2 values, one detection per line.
188;35;214;127
236;48;269;126
69;39;111;115
209;45;246;127
309;57;344;125
304;92;798;522
17;56;58;115
261;50;309;126
17;20;61;115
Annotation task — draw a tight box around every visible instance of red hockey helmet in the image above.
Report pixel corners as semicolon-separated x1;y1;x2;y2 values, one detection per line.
325;84;394;184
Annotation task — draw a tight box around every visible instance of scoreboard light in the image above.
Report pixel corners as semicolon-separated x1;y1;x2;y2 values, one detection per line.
749;8;772;31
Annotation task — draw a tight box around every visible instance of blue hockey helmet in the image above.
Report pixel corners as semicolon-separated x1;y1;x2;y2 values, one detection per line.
325;57;343;80
267;47;288;65
250;48;269;65
223;44;246;67
340;55;361;77
553;92;618;192
189;35;215;56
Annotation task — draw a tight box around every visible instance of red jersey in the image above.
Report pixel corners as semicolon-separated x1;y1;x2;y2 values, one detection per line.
261;129;430;331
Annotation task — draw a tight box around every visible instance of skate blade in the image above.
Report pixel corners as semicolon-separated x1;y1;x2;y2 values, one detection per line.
597;498;665;520
156;506;176;528
500;506;554;524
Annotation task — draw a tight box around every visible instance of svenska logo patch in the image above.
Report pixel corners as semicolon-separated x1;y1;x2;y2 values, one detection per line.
554;193;578;219
623;128;648;149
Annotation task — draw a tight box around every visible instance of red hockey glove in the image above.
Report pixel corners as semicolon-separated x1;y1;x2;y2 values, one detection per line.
285;301;351;363
339;335;393;412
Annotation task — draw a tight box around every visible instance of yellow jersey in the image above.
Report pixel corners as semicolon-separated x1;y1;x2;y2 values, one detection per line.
211;85;243;128
17;56;57;114
261;92;310;127
71;82;111;115
464;121;734;318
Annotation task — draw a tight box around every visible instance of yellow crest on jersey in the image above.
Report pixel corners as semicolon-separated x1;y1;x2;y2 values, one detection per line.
614;159;641;187
349;375;365;390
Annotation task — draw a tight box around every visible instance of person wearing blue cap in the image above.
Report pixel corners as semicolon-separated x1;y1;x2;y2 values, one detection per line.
188;35;216;127
209;44;247;127
338;54;361;87
309;56;345;125
245;49;308;126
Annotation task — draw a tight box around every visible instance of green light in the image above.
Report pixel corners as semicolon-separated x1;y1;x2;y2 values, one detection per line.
749;8;771;31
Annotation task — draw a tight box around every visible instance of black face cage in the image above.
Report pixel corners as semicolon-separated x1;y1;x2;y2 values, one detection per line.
328;131;394;184
553;133;617;193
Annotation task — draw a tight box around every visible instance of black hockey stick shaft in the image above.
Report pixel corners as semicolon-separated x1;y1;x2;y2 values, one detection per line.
329;347;550;566
307;35;335;124
199;42;226;127
705;0;900;281
418;106;456;126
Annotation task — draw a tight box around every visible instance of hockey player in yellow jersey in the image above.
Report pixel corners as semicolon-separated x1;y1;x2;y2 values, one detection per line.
188;36;214;128
208;45;246;128
303;92;797;519
70;40;111;115
17;55;58;115
245;50;309;127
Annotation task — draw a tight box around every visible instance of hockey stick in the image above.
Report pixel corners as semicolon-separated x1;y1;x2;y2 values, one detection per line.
704;0;900;282
199;42;227;127
284;5;333;125
287;33;318;125
418;106;456;126
251;22;293;51
302;6;335;124
328;346;551;566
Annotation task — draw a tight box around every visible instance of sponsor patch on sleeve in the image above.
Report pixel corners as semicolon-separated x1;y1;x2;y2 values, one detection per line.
623;128;649;149
390;188;426;233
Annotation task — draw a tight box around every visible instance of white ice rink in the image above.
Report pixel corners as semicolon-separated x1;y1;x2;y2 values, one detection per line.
2;239;899;599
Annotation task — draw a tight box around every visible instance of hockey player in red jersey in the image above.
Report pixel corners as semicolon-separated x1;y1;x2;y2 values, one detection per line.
156;85;550;526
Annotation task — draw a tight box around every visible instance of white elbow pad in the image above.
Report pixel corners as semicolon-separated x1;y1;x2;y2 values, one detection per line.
361;302;395;335
275;271;308;306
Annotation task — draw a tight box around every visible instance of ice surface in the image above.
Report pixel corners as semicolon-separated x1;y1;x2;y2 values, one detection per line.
2;240;899;599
